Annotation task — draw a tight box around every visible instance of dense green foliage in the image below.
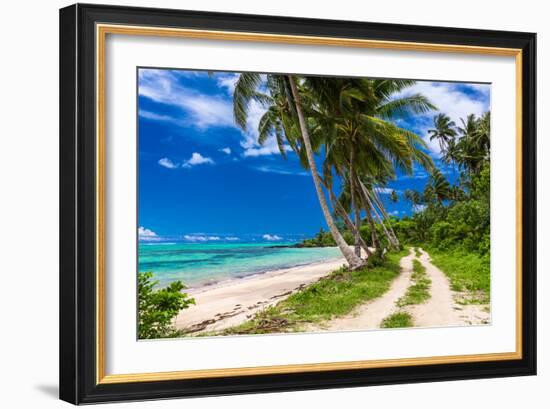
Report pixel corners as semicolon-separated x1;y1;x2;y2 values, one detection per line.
381;312;413;328
217;250;407;335
392;112;490;256
138;272;195;339
300;227;338;247
390;112;491;303
428;249;490;304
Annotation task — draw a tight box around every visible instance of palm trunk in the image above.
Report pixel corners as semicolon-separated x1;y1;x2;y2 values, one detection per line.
326;183;372;257
365;210;380;249
288;76;364;269
358;180;398;250
370;190;400;247
353;203;362;257
349;150;362;257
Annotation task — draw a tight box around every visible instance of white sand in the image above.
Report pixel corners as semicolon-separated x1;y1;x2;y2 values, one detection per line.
174;256;346;334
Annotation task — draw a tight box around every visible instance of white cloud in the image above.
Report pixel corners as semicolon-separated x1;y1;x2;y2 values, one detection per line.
183;234;221;242
158;157;179;169
243;145;292;157
400;82;490;125
413;204;427;213
234;74;287;157
139;69;290;158
138;226;160;241
374;187;396;194
253;166;308;176
158;153;215;169
139;110;175;122
224;236;240;241
395;81;490;155
216;74;239;94
463;83;492;93
240;100;270;154
182;152;215;169
262;234;283;241
232;99;288;158
139;69;235;129
237;98;293;157
219;147;232;155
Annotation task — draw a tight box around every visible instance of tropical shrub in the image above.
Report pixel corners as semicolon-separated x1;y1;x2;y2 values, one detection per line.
138;272;195;339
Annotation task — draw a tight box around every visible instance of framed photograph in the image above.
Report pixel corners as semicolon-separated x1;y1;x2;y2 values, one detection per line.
59;3;536;404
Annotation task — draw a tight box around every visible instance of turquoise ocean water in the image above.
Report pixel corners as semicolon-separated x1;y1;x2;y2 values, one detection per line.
138;242;341;288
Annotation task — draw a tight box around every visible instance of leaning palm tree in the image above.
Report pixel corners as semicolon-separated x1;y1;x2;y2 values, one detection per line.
233;73;364;269
234;75;434;265
303;77;434;251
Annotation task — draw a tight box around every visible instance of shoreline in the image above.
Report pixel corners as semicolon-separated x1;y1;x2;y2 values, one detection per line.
185;253;342;295
173;255;346;334
140;244;341;291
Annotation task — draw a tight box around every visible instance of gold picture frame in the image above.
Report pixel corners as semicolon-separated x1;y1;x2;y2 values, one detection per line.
60;4;536;404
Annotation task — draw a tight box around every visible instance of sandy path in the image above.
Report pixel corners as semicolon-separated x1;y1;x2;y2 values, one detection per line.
174;257;346;334
414;248;490;326
309;247;489;331
176;247;489;335
308;249;416;332
407;248;463;327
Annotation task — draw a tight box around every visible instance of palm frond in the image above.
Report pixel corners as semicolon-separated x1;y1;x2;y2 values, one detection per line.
233;72;262;130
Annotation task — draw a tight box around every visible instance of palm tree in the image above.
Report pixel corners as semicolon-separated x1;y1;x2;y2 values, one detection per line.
303;77;434;251
234;75;434;265
453;113;491;176
473;111;490;161
404;189;422;206
233;73;364;269
390;190;399;203
325;177;372;257
428;113;457;154
426;168;451;204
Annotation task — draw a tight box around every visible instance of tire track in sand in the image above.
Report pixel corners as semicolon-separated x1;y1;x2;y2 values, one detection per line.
407;248;463;327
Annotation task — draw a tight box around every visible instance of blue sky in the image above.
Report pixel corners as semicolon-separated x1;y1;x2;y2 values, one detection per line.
137;68;490;243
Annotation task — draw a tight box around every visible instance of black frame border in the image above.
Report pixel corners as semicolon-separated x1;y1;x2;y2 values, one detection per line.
59;3;536;404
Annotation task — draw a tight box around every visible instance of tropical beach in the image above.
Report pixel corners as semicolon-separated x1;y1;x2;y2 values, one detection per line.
137;68;491;339
173;253;347;333
167;246;488;335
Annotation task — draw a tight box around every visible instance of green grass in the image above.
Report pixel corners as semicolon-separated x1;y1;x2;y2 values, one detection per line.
396;259;431;307
217;250;409;335
414;247;422;257
427;248;490;304
381;312;413;328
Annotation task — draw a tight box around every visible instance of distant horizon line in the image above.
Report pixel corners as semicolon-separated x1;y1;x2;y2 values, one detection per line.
138;238;299;244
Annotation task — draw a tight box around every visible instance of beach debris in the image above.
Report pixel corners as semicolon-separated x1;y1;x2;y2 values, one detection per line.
269;290;292;300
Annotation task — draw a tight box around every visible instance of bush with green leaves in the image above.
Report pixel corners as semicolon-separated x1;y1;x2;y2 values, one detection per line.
390;161;490;256
138;272;195;339
301;227;337;247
